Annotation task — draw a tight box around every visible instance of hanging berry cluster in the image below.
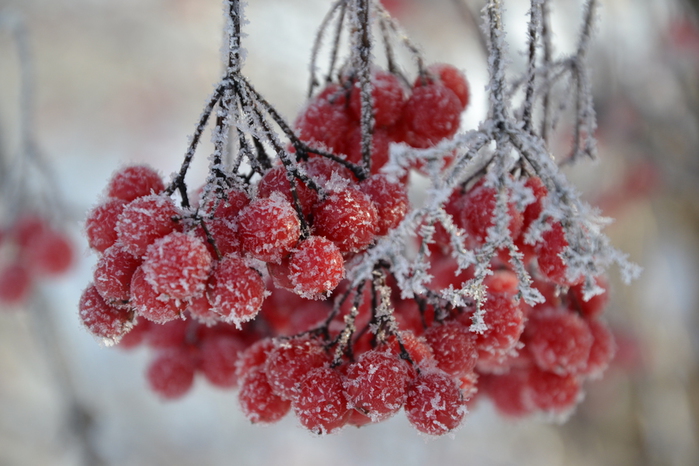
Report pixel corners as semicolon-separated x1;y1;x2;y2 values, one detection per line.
78;0;639;437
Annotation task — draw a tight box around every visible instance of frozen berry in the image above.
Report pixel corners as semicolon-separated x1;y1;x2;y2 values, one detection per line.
107;165;164;202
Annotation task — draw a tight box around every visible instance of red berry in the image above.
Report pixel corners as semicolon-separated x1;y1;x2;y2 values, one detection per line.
359;175;409;236
344;125;391;174
78;284;132;341
130;266;185;324
288;236;344;299
466;292;524;357
521;176;548;233
146;347;197;400
423;63;470;110
26;229;73;276
107;165;164;202
583;319;616;379
295;83;352;154
568;276;609;320
10;214;47;249
525;308;594;375
257;165;318;219
265;337;330;401
116;194;181;258
405;369;467;436
186;292;219;324
237;194;301;264
480;369;534;418
312;188;378;253
85;198;127;253
238;366;291;424
93;244;142;305
199;335;246;388
236;338;275;382
484;270;519;295
527;366;582;413
142;232;213;300
424;321;478;377
116;319;151;349
536;222;580;286
207;255;267;327
293;367;350;434
0;263;31;306
343;350;411;422
349;70;405;127
145;319;189;349
461;183;523;244
403;82;462;143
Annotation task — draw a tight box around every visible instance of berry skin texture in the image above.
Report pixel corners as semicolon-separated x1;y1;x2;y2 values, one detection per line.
85;198;127;253
207;255;267;327
405;369;467;436
199;335;246;388
359;175;409;236
527;366;582;413
107;165;165;202
403;82;462;143
78;284;132;341
146;347;197;400
424;321;478;377
312;188;378;254
264;337;330;401
239;366;291;424
467;292;525;357
289;236;344;300
525;308;594;375
295;83;352;154
116;194;181;258
293;367;350;434
349;70;405;127
237;194;301;264
257;165;318;219
130;266;185;324
142;232;213;300
424;63;470;110
343;350;412;422
461;183;523;244
93;244;142;305
537;222;581;286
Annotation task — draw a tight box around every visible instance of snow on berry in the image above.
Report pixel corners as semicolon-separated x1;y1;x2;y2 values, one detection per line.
349;70;405;127
312;187;378;254
93;244;142;305
536;222;581;286
423;63;470;110
116;194;181;258
130;266;185;324
463;292;525;357
142;232;213;300
288;236;344;299
359;175;409;236
146;347;197;400
295;83;353;154
107;165;165;202
424;320;478;377
568;276;609;320
78;283;132;342
264;337;330;401
85;198;127;253
207;255;267;327
257;165;319;219
527;366;582;414
237;194;301;264
404;368;467;436
293;366;350;434
403;81;462;143
238;366;291;424
461;182;523;244
343;350;412;422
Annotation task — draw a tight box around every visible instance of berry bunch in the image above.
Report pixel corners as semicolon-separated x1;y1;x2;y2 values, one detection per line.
0;214;73;306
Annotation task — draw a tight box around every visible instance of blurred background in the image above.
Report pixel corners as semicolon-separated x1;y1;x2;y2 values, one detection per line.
0;0;697;465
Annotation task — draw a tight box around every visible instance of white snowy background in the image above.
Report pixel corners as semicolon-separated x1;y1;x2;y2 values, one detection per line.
0;0;697;465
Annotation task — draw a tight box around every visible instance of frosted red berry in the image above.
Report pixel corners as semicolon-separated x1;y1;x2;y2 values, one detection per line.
527;366;582;413
403;82;462;143
312;188;378;254
78;284;132;341
130;266;185;324
116;194;181;258
537;222;580;286
424;321;478;377
349;70;405;127
289;236;344;299
93;244;141;305
583;319;616;379
423;63;470;110
265;337;330;401
405;369;467;436
293;366;350;434
107;165;165;202
207;255;266;327
344;125;391;174
257;165;318;219
359;175;409;236
461;183;523;244
295;83;352;154
237;194;301;264
238;366;291;424
467;292;525;356
568;276;609;320
85;198;127;253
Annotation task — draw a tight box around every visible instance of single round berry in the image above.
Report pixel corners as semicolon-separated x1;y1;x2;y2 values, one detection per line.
288;236;344;300
93;244;142;305
78;283;132;341
525;308;594;375
116;194;181;258
142;232;213;300
146;347;197;400
344;125;391;175
26;229;73;276
257;165;318;219
85;198;127;253
107;165;164;202
480;369;533;418
312;188;378;254
237;194;301;264
527;366;582;413
199;335;246;388
343;350;411;422
186;292;219;324
116;319;151;349
422;63;470;110
293;366;350;434
466;292;525;357
239;366;291;424
349;70;405;127
130;266;185;324
521;176;548;233
568;276;609;320
295;83;353;154
236;338;275;382
265;337;330;401
537;222;580;286
207;255;266;327
582;319;616;379
359;175;409;236
0;263;31;306
424;321;478;377
403;82;462;143
405;369;467;436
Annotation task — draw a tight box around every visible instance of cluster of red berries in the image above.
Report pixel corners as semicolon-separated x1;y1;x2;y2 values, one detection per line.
0;214;73;306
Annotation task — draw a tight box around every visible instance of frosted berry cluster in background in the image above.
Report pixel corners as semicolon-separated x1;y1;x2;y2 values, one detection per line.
77;0;639;437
